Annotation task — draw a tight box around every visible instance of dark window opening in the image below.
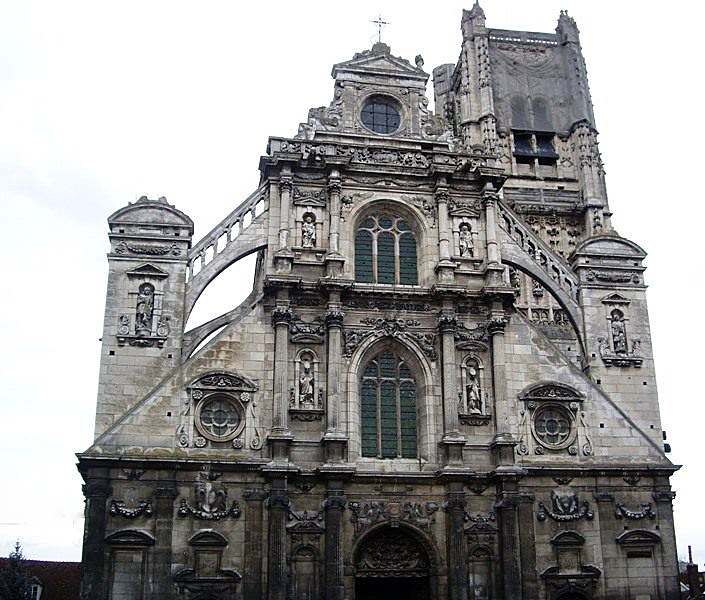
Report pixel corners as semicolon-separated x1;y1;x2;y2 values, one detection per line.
361;350;417;459
361;98;400;134
355;214;418;285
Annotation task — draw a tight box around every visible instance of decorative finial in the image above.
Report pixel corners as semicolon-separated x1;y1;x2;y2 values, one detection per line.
371;14;389;44
415;55;424;69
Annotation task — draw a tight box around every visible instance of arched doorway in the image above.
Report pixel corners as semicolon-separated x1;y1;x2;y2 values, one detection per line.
354;527;431;600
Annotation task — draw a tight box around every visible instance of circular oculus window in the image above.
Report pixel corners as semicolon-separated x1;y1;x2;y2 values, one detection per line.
194;394;244;442
361;97;400;134
531;404;575;450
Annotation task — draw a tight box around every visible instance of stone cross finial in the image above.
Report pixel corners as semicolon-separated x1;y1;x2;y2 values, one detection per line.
371;14;389;43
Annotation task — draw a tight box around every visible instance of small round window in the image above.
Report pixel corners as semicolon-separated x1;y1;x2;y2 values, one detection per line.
195;394;244;442
532;404;575;449
361;97;400;134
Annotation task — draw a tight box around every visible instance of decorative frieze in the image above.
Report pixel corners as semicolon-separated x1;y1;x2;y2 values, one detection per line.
348;500;439;536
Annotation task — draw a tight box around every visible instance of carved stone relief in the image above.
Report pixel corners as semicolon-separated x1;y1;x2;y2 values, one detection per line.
343;317;437;359
178;468;242;521
348;500;439;537
109;499;153;519
537;491;593;522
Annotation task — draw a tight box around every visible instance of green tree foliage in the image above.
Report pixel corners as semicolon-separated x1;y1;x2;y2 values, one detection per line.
0;542;33;600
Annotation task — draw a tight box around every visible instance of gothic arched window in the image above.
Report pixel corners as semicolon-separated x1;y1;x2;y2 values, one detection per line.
360;350;417;458
355;214;418;285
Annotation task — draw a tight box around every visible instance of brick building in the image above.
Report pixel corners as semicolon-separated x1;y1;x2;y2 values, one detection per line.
78;5;680;599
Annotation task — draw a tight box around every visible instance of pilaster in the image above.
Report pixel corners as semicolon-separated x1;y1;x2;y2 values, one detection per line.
444;485;468;600
324;485;346;600
80;476;112;600
267;482;290;600
243;489;267;600
152;485;177;600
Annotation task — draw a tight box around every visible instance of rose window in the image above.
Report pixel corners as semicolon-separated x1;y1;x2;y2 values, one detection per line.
533;405;573;449
195;395;243;442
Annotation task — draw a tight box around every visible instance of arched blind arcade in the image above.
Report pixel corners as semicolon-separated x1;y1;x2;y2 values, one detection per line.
361;351;417;458
355;214;418;285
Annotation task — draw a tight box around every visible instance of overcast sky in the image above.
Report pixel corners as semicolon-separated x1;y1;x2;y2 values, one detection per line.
1;0;703;565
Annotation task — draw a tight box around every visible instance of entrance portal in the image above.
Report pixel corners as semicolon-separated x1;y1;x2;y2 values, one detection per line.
354;527;431;600
356;576;429;600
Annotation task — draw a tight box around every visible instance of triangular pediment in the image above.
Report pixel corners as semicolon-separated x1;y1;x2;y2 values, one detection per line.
601;292;631;305
125;263;169;278
333;43;428;82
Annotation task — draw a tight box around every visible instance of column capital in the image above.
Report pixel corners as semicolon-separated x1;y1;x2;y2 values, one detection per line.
488;315;508;335
323;495;347;511
271;306;293;327
82;482;112;499
325;309;345;329
437;312;458;333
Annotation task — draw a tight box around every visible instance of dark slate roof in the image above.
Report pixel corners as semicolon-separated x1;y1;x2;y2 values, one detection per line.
0;558;81;600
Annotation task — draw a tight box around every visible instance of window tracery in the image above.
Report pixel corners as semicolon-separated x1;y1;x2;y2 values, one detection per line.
360;350;417;458
355;213;418;285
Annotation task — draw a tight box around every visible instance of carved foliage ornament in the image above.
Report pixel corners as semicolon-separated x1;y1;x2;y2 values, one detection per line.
355;530;430;577
615;502;656;520
348;500;439;536
344;317;437;360
114;241;181;256
109;499;153;519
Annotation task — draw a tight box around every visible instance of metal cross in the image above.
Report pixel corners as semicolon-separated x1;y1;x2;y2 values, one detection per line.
371;14;389;43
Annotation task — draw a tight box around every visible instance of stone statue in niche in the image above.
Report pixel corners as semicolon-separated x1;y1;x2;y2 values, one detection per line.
302;213;316;248
458;222;474;257
135;283;154;336
299;353;315;406
466;366;482;413
611;309;627;354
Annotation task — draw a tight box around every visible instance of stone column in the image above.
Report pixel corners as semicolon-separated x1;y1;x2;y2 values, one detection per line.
483;188;500;265
496;488;522;598
152;485;177;600
325;305;344;435
267;482;290;600
279;169;292;249
79;477;111;600
328;172;341;254
270;303;293;460
243;489;267;600
438;310;464;466
489;310;516;468
444;486;468;600
324;485;346;600
435;183;456;283
436;187;451;262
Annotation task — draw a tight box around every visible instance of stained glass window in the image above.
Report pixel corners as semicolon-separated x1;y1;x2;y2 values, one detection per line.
361;98;400;134
361;351;417;458
355;214;417;285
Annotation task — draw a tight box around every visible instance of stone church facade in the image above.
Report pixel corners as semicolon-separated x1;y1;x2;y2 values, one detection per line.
78;5;680;600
